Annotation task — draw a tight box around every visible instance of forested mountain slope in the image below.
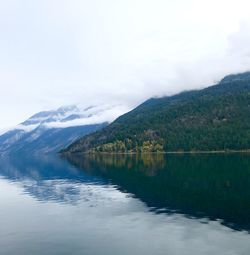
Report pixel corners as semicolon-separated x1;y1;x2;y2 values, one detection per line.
64;72;250;153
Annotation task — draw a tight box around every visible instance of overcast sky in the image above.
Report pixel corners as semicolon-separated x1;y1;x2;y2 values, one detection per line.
1;0;250;129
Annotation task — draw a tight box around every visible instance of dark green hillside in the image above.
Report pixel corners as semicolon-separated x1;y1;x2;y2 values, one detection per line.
63;72;250;153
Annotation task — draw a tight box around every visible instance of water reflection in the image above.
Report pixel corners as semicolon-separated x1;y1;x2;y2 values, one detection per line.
0;154;108;205
65;153;250;231
1;153;250;231
1;153;250;255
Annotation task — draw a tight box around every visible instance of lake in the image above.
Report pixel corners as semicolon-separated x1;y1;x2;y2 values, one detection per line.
0;153;250;255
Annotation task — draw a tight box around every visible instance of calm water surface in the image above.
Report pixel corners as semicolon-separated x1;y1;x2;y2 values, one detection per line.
0;153;250;255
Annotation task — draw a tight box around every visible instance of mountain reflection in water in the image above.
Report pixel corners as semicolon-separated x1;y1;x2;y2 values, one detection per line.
1;153;250;255
65;153;250;231
1;153;250;231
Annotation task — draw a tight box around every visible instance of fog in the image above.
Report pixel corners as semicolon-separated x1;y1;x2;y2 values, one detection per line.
0;0;250;128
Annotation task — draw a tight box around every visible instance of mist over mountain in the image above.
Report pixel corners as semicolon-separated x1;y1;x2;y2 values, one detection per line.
63;72;250;153
0;104;127;154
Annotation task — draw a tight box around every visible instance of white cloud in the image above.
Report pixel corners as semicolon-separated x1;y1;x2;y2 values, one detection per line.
13;104;129;132
0;0;250;128
44;104;129;128
15;124;40;133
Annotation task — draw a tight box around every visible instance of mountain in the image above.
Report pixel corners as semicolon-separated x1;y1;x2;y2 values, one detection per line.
63;72;250;153
0;104;127;154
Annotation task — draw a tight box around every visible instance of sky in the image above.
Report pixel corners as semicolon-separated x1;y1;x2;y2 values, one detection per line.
1;0;250;129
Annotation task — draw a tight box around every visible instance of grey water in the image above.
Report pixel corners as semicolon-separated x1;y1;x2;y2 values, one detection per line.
0;153;250;255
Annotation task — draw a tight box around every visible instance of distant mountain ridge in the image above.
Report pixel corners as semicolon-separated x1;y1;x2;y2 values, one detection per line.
20;105;80;126
0;104;127;154
63;72;250;153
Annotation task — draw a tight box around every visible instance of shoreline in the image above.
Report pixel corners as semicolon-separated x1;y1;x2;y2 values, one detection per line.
61;150;250;155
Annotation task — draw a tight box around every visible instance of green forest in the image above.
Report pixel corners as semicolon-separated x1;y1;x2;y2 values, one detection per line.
63;72;250;153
